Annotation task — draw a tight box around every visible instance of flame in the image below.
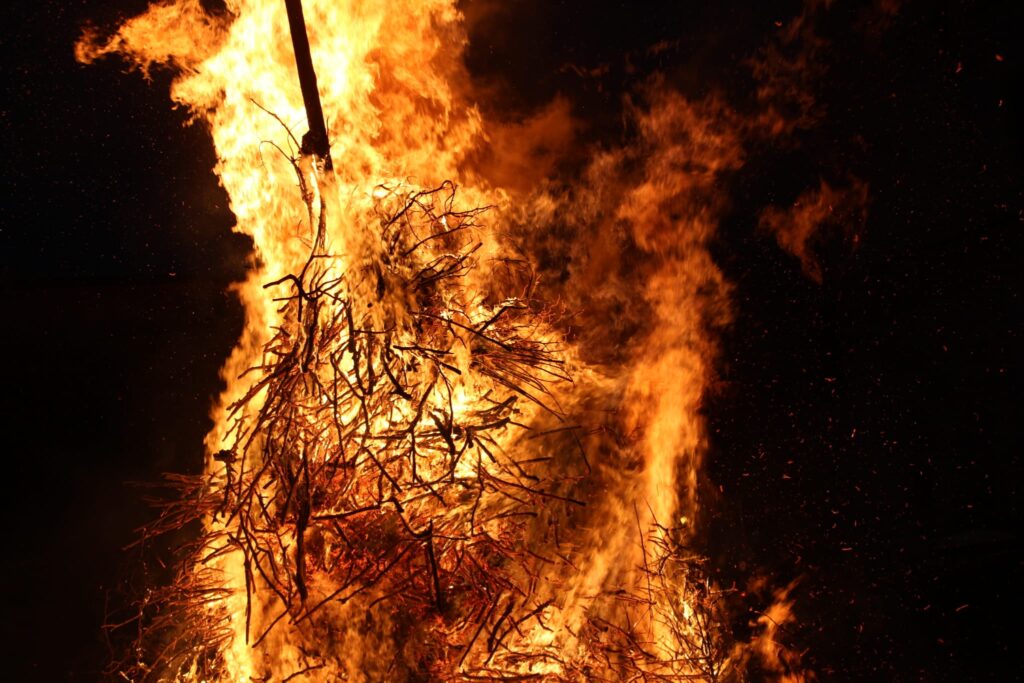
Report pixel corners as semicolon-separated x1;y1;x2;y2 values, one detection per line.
80;1;811;680
759;178;870;282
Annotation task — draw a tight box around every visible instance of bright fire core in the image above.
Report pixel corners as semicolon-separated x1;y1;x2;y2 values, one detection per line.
79;0;803;680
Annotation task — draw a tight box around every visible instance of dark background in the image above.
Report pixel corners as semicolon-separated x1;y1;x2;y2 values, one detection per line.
1;0;1019;680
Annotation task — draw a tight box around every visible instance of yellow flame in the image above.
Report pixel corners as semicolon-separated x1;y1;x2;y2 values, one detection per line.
79;2;806;681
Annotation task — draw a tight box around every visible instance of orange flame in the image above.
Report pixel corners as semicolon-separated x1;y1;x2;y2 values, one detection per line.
759;178;870;282
80;1;812;680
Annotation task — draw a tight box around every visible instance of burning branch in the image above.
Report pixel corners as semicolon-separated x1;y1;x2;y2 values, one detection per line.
284;0;332;169
87;2;807;680
112;110;588;674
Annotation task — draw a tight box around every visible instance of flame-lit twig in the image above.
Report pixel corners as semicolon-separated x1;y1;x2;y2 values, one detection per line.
110;111;591;676
99;84;798;680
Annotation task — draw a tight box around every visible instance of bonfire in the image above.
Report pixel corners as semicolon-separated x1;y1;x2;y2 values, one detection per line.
79;1;804;680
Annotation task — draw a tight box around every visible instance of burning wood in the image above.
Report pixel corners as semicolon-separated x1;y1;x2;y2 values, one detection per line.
110;160;731;679
80;1;809;681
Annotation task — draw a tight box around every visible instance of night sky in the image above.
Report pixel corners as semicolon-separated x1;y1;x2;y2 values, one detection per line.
1;1;1020;680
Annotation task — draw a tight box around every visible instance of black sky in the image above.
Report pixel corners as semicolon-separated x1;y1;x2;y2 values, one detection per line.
1;1;1020;680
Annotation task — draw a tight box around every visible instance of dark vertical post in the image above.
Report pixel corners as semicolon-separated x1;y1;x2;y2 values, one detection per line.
284;0;332;170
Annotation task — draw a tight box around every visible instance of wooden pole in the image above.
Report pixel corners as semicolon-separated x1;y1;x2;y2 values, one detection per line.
284;0;332;170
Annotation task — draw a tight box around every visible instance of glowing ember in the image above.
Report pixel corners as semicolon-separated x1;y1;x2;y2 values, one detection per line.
78;1;808;680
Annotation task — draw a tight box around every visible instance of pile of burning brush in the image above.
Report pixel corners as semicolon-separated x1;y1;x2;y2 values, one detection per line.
116;168;735;680
83;0;809;680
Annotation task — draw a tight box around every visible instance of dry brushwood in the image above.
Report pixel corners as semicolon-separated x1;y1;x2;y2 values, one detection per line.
109;115;744;681
110;122;585;677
